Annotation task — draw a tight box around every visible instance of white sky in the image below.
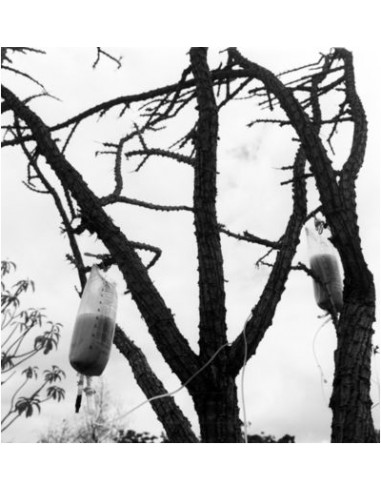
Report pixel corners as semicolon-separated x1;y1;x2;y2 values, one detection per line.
1;47;380;445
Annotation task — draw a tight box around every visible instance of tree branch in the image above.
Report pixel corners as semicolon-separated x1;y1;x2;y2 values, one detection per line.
228;49;346;373
190;48;228;362
219;225;281;249
2;84;200;386
113;326;198;442
336;49;368;234
93;48;122;70
73;248;198;442
124;148;195;167
226;48;372;294
101;195;193;213
84;241;162;272
13;121;87;289
0;67;282;148
229;144;307;375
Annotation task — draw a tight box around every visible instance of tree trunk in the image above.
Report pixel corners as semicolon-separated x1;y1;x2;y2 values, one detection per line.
194;376;243;443
330;300;377;442
114;325;198;443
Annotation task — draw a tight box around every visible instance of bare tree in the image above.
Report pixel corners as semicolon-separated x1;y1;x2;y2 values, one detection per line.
1;47;377;442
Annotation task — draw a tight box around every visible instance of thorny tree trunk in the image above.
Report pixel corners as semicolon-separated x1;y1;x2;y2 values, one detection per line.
331;303;376;442
2;47;377;442
189;48;241;441
20;153;198;442
193;376;243;443
1;85;200;443
227;49;377;443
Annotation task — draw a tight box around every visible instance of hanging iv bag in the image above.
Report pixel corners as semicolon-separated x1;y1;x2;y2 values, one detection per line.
305;226;343;313
69;265;118;376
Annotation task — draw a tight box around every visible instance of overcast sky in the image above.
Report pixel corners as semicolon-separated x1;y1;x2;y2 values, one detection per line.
1;47;379;443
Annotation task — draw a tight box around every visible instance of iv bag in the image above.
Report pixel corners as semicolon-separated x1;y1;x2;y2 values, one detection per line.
69;265;118;376
305;227;343;313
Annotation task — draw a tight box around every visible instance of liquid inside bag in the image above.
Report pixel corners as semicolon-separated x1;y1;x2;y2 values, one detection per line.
69;266;118;376
305;227;343;313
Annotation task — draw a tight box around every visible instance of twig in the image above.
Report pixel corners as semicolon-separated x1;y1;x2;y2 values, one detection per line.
93;48;122;70
304;207;322;224
61;121;80;155
124;148;195;167
2;66;46;91
219;225;281;249
100;195;193;212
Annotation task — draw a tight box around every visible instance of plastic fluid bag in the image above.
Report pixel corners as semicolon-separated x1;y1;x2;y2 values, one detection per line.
69;265;118;376
305;226;343;313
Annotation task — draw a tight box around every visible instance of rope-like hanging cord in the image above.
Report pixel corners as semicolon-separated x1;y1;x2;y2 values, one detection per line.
312;317;331;406
89;319;250;442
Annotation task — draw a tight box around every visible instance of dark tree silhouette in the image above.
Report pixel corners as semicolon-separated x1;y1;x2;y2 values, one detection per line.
1;47;377;442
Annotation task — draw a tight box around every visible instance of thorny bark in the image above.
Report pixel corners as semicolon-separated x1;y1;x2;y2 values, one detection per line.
328;50;376;443
190;48;228;362
12;127;198;442
1;86;199;383
190;48;241;441
227;48;376;442
2;85;201;443
229;146;307;375
2;47;377;442
113;326;198;443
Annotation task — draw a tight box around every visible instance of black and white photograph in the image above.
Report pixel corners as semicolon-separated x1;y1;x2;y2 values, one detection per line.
2;46;379;445
1;4;380;489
